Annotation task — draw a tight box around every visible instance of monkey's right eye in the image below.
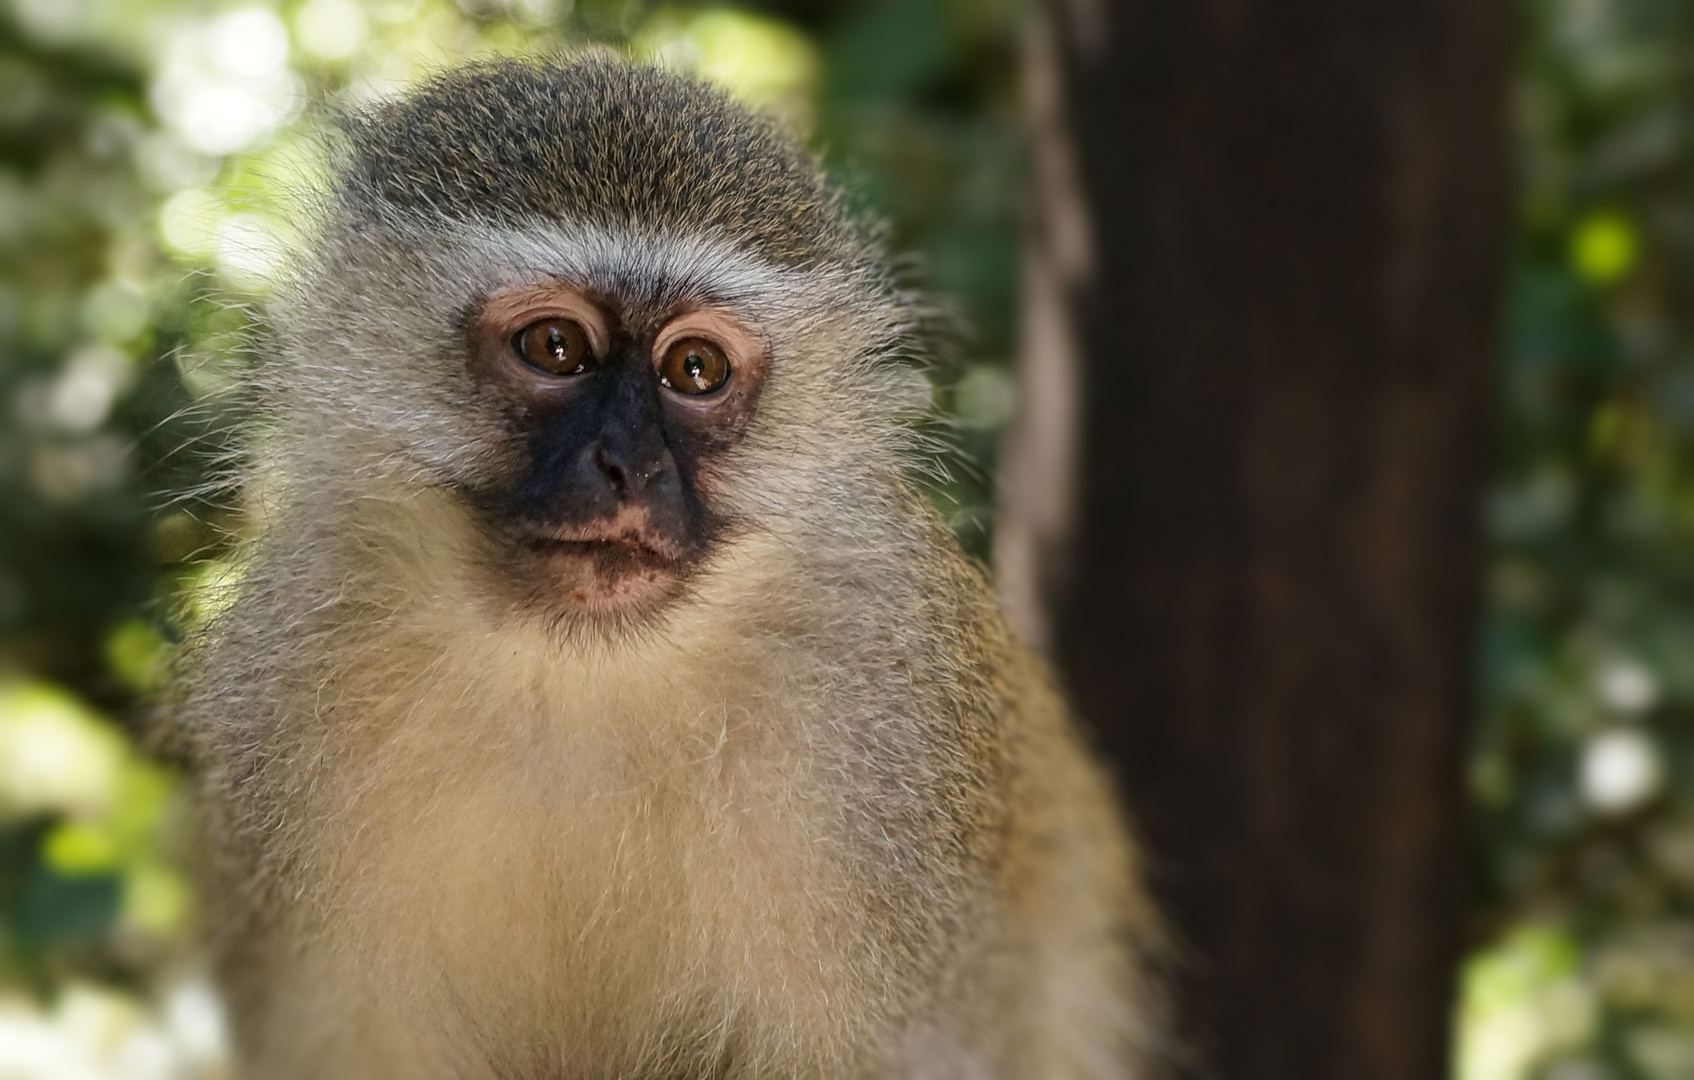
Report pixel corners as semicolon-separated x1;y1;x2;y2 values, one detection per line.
513;319;597;376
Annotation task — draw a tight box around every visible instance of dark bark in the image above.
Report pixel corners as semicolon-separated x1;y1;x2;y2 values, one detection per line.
998;2;1512;1077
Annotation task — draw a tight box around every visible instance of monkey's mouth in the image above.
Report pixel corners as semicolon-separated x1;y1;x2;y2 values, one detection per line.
523;535;680;574
508;517;696;613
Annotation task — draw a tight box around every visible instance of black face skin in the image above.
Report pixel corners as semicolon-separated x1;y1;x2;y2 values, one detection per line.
501;328;718;560
461;285;768;622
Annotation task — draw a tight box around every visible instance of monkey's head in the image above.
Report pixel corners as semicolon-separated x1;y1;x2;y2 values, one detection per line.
269;58;921;633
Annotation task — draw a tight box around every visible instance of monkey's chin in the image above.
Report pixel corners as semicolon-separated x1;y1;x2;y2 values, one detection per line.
529;538;688;617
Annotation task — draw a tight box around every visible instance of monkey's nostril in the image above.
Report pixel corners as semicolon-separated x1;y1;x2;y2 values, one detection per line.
593;445;628;496
592;444;664;498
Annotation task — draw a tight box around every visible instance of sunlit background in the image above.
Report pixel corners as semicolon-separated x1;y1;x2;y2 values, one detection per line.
0;0;1687;1076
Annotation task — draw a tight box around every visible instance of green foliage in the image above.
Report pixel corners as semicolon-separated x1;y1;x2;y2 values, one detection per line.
1459;1;1694;1077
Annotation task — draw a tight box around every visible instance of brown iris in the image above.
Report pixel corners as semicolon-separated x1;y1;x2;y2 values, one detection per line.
514;318;596;376
658;338;730;396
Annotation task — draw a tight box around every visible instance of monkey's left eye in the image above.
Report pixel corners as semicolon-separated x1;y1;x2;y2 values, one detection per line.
514;318;596;376
658;338;730;396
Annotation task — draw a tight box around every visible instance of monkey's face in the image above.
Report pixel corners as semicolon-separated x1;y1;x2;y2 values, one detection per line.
462;278;770;619
282;216;906;638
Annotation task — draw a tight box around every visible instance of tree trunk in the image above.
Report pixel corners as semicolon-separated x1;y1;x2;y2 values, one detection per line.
997;3;1511;1077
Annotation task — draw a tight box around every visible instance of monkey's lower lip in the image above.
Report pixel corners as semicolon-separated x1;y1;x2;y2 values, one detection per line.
520;535;692;597
520;536;689;614
525;536;679;569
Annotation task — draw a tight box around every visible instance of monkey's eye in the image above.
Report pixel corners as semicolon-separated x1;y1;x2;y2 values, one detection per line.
514;318;596;376
657;338;730;396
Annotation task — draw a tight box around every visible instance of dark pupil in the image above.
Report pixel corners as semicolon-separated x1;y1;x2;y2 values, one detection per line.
546;328;571;363
684;353;706;382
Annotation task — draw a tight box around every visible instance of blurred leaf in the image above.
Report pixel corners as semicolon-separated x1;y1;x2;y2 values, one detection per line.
1571;211;1640;285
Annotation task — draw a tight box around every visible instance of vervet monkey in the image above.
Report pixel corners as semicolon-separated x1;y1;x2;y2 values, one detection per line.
175;57;1162;1079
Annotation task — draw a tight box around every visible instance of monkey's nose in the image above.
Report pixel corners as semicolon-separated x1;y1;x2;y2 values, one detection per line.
591;441;666;499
